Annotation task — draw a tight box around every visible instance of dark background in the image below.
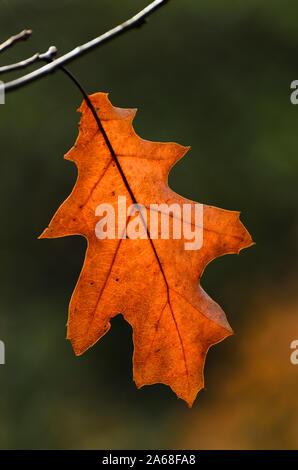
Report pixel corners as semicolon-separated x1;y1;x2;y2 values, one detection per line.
0;0;297;449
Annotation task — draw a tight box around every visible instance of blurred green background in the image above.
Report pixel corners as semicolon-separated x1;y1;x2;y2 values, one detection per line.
0;0;298;449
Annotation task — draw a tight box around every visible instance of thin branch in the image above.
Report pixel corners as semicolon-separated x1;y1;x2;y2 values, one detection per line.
0;46;57;74
0;30;32;54
4;0;169;93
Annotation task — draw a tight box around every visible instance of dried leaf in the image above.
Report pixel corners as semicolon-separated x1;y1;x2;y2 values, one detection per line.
40;93;253;406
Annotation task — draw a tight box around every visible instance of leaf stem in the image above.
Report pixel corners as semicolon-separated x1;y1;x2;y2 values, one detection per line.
60;66;138;205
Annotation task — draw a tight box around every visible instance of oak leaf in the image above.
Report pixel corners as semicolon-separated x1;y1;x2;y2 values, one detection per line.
40;93;253;406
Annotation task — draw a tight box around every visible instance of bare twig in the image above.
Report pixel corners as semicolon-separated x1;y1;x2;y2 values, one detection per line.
3;0;169;94
0;46;57;74
0;30;32;54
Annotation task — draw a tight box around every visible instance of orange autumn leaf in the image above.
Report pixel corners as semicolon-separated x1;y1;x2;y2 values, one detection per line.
40;93;253;406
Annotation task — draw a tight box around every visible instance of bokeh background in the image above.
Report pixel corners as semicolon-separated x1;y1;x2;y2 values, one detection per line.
0;0;297;449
